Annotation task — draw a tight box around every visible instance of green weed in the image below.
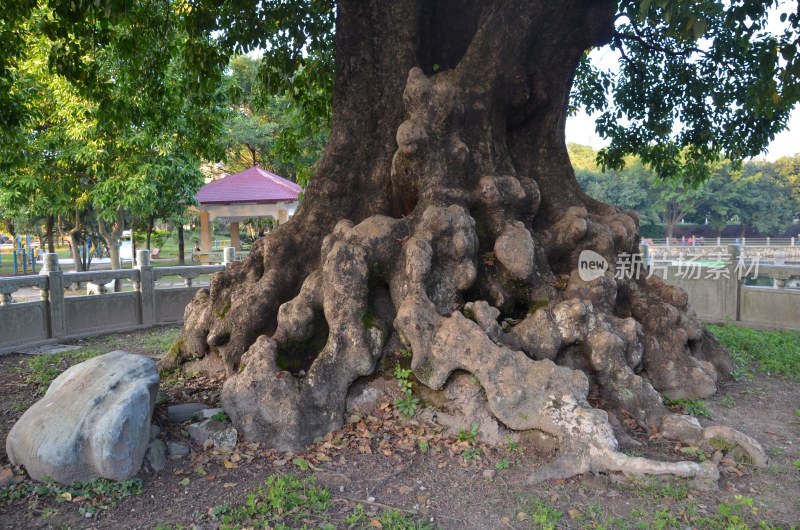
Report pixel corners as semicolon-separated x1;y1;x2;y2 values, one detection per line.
462;447;482;464
520;497;563;529
495;458;511;470
211;410;229;422
456;421;480;444
663;396;713;418
209;474;331;528
0;477;143;517
393;365;420;416
374;509;437;530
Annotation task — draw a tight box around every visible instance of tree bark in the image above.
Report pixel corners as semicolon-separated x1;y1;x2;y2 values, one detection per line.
145;216;154;251
665;222;675;240
171;0;765;482
68;210;86;273
177;222;185;265
46;215;55;253
98;208;124;271
98;208;125;291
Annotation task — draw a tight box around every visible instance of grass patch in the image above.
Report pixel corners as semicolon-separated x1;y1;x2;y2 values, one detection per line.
209;474;331;528
18;347;104;395
15;326;181;395
207;474;436;530
515;492;784;530
519;496;563;529
708;324;800;379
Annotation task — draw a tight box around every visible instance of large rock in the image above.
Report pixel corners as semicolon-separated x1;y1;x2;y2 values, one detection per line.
6;351;159;483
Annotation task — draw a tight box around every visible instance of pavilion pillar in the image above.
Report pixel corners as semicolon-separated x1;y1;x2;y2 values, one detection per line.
230;222;240;250
278;209;289;225
199;211;212;263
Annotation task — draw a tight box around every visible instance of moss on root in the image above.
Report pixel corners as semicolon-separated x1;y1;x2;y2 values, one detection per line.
528;299;549;314
215;298;232;320
276;316;330;373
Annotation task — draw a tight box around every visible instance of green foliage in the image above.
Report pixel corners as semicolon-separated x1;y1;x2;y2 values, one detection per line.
373;509;437;530
679;446;709;462
574;1;800;185
133;229;171;249
0;477;143;517
394;393;420;417
346;504;436;529
708;325;800;380
211;411;229;422
625;478;690;503
495;458;511;470
712;495;776;529
663;396;713;418
461;447;482;464
210;474;330;528
456;421;480;444
393;365;420;417
220;55;327;183
521;497;563;530
0;0;225;259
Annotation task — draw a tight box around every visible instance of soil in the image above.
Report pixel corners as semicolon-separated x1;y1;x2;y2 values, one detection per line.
0;327;798;529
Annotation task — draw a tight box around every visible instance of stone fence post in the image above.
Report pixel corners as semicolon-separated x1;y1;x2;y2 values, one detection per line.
136;249;155;326
725;244;742;322
223;246;236;265
40;253;65;338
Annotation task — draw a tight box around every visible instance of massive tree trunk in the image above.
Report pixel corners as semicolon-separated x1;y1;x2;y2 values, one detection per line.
170;0;765;481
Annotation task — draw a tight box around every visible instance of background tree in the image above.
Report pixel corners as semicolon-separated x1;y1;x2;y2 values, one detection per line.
570;144;661;228
772;154;800;219
734;160;797;236
1;0;226;271
221;55;328;183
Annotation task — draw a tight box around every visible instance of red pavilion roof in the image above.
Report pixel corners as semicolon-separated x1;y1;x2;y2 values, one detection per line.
196;166;303;205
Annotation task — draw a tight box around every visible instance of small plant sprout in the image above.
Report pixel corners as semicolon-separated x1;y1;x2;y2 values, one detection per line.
462;447;482;464
211;410;229;422
393;364;420;416
456;421;480;444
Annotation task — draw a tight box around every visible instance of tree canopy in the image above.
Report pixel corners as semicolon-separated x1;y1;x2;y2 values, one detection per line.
3;1;800;189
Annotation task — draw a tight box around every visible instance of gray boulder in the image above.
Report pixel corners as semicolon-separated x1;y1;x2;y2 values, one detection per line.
6;351;159;483
146;439;167;472
187;419;227;445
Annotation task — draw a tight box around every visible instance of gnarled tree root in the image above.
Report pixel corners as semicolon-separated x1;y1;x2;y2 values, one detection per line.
179;65;767;483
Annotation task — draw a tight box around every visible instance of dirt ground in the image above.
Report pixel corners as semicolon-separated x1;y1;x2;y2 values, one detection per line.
0;328;798;529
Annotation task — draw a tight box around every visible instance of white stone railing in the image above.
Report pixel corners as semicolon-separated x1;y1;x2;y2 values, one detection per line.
642;244;800;330
0;249;232;355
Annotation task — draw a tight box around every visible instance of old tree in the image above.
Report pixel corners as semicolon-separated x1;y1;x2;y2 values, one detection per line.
8;0;797;481
168;0;800;481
